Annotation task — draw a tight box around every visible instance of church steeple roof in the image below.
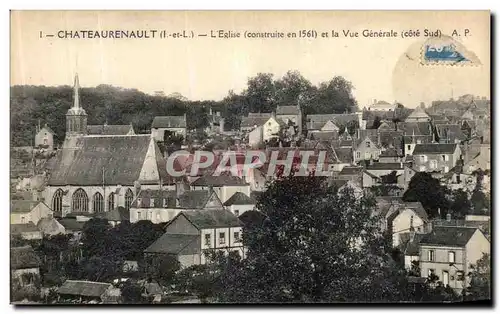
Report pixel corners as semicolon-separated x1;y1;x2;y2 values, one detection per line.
67;73;87;116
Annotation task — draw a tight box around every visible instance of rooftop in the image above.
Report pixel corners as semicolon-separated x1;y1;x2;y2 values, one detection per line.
419;226;480;247
413;143;458;154
181;209;242;229
151;115;187;129
57;280;113;298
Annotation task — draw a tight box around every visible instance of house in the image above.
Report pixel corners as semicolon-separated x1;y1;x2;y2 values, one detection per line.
144;210;245;268
248;125;264;148
378;147;403;163
389;202;429;247
11;245;41;287
368;100;396;112
36;216;66;236
96;206;130;226
464;144;490;174
206;107;225;134
35;124;55;150
435;124;467;144
401;122;435;156
223;192;256;216
353;136;381;163
130;189;224;224
412;143;461;173
372;196;404;232
276;105;302;134
405;106;431;123
191;172;251;203
87;124;135;136
151;115;187;142
57;280;118;303
330;146;353;171
362;162;415;195
418;226;490;291
11;223;43;240
240;113;273;132
336;166;363;184
11;200;53;225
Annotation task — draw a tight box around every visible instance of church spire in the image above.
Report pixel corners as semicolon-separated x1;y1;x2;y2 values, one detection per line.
73;73;80;109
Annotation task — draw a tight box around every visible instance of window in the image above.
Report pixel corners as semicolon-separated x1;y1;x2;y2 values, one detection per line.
410;215;414;228
43;139;48;145
366;141;371;148
93;192;104;213
108;193;115;211
21;216;25;223
356;152;361;159
430;160;437;169
456;175;461;184
234;210;239;216
205;234;211;246
448;251;456;263
125;189;134;210
428;250;435;262
442;271;449;286
442;155;446;161
72;188;89;212
420;155;425;162
156;212;161;220
416;139;422;144
444;166;449;173
219;232;226;244
234;232;241;243
419;166;426;172
137;211;142;220
150;198;155;208
52;189;64;212
407;145;411;151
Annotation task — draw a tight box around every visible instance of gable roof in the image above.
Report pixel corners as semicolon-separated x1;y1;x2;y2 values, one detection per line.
405;107;430;121
400;122;432;136
39;125;55;135
48;135;167;186
307;113;359;125
276;105;300;115
332;147;352;164
181;209;242;229
398;233;425;256
151;116;187;129
419;226;480;247
223;192;256;206
37;217;65;234
191;172;249;187
57;280;112;298
144;233;200;254
310;131;338;141
11;200;41;213
57;218;85;231
339;166;363;175
177;190;222;209
435;124;467;142
131;189;177;208
11;245;41;269
404;202;429;222
413;143;458;154
240;113;273;128
87;124;133;136
366;162;404;170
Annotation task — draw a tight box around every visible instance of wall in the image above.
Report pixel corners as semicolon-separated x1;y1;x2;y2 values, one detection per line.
392;209;425;247
35;129;54;149
178;253;201;268
248;126;263;148
420;245;465;289
130;207;186;224
227;204;255;216
11;202;52;225
465;230;490;276
413;152;456;173
354;138;381;163
262;118;281;142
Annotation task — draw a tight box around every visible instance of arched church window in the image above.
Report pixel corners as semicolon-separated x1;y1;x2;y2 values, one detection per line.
72;188;89;212
125;189;134;210
108;192;115;211
93;192;104;213
52;189;64;212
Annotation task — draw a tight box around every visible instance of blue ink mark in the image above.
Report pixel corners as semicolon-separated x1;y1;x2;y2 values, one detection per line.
424;44;468;62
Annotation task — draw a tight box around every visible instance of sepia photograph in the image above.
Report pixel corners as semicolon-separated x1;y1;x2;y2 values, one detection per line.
9;10;491;304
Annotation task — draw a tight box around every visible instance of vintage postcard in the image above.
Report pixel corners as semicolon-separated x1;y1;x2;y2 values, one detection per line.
10;11;491;304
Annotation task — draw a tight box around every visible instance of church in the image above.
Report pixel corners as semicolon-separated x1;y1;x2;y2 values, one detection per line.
43;74;171;217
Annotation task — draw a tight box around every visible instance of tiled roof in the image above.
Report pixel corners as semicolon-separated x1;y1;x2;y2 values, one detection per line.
310;131;338;141
419;226;479;247
404;202;429;222
37;217;65;234
57;280;112;298
379;131;404;149
379;147;401;157
413;143;457;154
181;209;242;229
307;113;359;125
11;222;40;234
151;116;186;129
398;233;425;256
177;190;221;209
276;105;300;115
131;189;177;208
223;192;256;206
436;124;467;142
400;122;432;136
332;147;352;163
366;162;404;170
240;113;273;128
339;166;363;175
10;200;40;213
58;218;85;231
96;207;130;221
87;124;133;136
405;107;430;120
48;135;169;186
11;245;41;269
191;172;249;187
144;233;200;254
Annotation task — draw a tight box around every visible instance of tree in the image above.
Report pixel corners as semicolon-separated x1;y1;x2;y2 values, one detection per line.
448;189;472;219
403;172;449;218
147;254;180;285
470;189;490;215
209;175;411;303
121;281;145;304
466;253;491;301
274;70;314;108
244;73;276;113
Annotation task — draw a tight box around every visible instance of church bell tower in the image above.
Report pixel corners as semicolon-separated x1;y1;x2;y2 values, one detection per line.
65;73;87;139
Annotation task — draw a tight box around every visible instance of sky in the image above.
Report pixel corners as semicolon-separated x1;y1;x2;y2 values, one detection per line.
11;11;490;108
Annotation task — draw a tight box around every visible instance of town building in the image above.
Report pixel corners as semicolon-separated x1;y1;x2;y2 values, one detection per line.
57;280;119;303
86;123;135;136
412;143;461;174
405;106;431;123
276;105;303;134
353;136;381;163
10;200;53;225
418;226;490;292
144;210;245;268
10;245;41;287
368;100;396;112
223;192;256;216
35;124;55;150
150;115;187;142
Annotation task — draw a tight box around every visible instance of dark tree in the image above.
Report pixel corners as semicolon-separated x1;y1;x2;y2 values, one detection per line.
403;172;449;218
